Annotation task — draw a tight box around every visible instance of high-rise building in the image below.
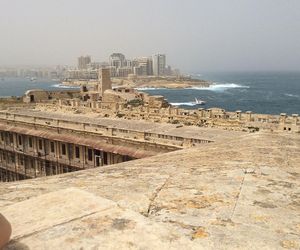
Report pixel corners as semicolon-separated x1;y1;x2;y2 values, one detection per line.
125;60;132;67
132;57;153;76
117;67;133;77
108;66;117;77
109;53;126;68
152;54;166;76
66;69;98;80
78;56;91;70
133;65;147;76
88;62;109;70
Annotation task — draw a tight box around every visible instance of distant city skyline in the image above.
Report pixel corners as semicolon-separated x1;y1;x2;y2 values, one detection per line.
0;0;300;72
0;52;177;79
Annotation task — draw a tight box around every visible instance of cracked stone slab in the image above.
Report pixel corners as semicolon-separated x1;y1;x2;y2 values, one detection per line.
1;188;116;239
2;188;198;249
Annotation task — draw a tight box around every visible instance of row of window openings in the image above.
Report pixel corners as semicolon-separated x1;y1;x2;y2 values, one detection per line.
1;145;92;162
0;153;25;165
1;149;99;162
42;143;86;159
0;135;89;160
0;153;69;168
0;133;14;144
0;133;31;147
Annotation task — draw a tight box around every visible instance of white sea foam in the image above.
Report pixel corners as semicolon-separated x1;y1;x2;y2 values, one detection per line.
190;73;202;77
136;83;249;92
285;93;299;98
170;102;198;106
52;84;80;89
187;83;249;91
134;87;166;91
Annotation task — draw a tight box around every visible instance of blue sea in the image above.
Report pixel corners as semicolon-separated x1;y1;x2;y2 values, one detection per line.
0;72;299;115
139;72;300;115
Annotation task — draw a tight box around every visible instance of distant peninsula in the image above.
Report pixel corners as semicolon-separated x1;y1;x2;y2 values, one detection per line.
62;76;211;89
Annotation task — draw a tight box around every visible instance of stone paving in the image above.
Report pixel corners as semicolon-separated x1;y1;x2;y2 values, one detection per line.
0;131;299;249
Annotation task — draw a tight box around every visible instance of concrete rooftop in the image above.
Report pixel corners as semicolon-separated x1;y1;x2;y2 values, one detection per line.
1;108;243;141
0;131;299;249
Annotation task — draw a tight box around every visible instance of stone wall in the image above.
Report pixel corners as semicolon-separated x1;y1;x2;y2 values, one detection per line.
53;101;300;133
23;89;81;103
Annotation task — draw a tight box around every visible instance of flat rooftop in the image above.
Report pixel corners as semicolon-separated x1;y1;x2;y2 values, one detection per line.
0;108;244;141
1;131;299;249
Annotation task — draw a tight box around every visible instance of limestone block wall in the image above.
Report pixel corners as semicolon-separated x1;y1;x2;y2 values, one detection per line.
23;90;81;103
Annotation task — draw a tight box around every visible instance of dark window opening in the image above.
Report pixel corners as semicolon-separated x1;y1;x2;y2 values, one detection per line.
62;144;66;155
18;135;22;145
103;152;108;165
96;156;100;166
50;142;55;153
123;155;134;161
30;95;35;102
29;137;33;148
0;133;3;141
88;148;93;161
75;146;80;158
38;139;43;150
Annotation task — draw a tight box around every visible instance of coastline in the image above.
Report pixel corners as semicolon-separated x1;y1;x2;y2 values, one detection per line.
62;76;211;89
1;72;299;115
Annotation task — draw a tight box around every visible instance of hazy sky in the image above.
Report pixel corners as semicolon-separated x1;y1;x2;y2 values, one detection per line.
1;0;300;72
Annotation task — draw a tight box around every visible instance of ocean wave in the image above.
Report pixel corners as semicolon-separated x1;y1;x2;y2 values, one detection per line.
135;83;249;92
190;73;202;77
170;102;198;106
51;84;80;89
188;83;249;91
135;87;166;91
284;93;299;98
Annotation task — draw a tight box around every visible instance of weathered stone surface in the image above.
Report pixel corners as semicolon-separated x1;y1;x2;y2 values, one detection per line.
0;131;299;249
3;188;195;249
1;188;116;239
